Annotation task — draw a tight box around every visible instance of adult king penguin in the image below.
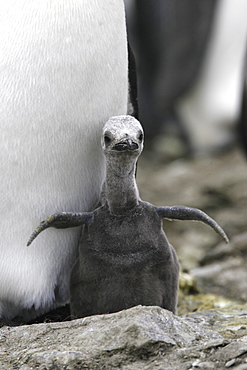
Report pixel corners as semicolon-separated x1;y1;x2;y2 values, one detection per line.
0;0;128;322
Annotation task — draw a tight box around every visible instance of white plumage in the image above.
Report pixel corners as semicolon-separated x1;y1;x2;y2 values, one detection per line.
0;0;128;320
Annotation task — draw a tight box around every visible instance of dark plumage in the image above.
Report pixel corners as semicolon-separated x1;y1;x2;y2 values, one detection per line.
28;115;228;318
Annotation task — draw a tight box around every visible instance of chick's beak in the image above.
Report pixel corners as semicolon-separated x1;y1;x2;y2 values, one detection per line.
113;137;139;151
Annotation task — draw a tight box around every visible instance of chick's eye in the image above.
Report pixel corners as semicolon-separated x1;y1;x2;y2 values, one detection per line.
138;133;143;142
104;134;112;145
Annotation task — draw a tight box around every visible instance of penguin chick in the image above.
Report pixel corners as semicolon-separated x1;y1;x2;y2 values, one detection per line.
27;115;228;318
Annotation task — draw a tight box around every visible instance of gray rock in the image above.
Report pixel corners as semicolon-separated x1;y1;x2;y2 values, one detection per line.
185;304;247;339
1;305;247;369
191;232;247;302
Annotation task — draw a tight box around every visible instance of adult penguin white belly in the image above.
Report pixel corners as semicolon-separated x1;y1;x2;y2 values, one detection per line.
0;0;128;321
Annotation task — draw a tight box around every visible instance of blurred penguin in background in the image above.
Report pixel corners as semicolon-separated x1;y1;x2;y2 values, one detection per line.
124;0;247;156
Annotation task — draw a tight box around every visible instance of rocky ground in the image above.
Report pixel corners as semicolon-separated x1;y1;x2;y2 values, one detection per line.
1;145;247;369
1;304;246;369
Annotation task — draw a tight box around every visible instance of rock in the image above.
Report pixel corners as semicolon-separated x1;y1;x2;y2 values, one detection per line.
177;272;236;314
1;305;247;369
200;232;247;265
178;291;239;316
185;304;247;339
191;232;247;302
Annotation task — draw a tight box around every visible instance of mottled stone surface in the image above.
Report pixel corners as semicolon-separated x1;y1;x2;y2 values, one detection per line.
1;305;247;369
191;232;247;302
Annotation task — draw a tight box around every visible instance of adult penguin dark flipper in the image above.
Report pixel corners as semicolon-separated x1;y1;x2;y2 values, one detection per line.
239;52;247;156
127;43;139;119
